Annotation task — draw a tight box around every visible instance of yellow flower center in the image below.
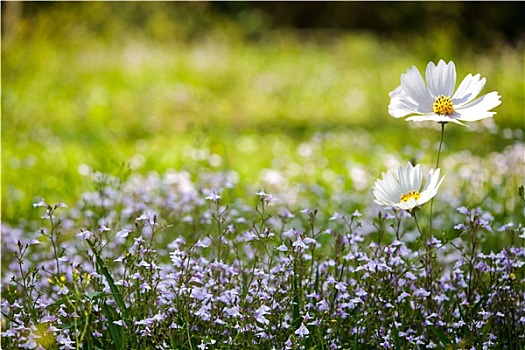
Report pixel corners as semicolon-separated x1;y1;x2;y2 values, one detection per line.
400;190;421;203
433;95;455;115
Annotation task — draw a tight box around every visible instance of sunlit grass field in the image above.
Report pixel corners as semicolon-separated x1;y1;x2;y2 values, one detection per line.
2;3;524;349
2;3;523;224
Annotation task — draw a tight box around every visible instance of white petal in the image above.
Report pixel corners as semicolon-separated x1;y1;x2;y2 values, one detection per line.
452;73;486;106
388;95;421;118
412;163;423;191
385;171;402;196
406;162;420;192
372;184;390;204
373;184;396;206
426;60;456;98
373;171;402;205
389;85;406;99
423;168;442;193
400;66;433;110
420;171;445;204
395;200;416;211
455;91;502;122
405;114;467;126
374;180;393;199
398;163;411;193
372;180;390;203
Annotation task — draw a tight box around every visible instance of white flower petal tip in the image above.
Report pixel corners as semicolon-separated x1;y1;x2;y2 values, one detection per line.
389;60;501;126
372;162;444;212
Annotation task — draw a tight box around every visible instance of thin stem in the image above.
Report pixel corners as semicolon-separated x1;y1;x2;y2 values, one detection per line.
411;210;424;239
429;122;446;234
413;210;434;308
435;122;446;170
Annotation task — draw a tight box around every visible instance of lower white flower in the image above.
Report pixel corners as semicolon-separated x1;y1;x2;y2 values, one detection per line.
373;162;445;212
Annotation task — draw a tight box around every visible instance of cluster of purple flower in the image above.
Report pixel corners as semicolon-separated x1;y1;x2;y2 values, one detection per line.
1;172;524;349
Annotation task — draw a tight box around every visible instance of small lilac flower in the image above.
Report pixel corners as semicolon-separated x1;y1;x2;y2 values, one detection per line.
330;212;343;221
41;315;57;323
225;306;241;317
57;285;69;295
135;318;155;326
283;229;297;239
205;192;221;202
33;198;47;207
98;225;111;232
116;228;131;239
457;206;470;215
335;281;347;292
243;231;259;242
498;223;514;232
255;305;271;325
349;297;364;306
295;323;310;337
292;237;307;251
303;237;317;245
41;209;54;219
255;188;268;197
93;331;102;338
139;282;151;290
476;218;493;232
1;329;17;337
113;320;127;327
413;288;431;297
28;239;42;246
427;340;438;348
135;213;150;221
137;260;152;268
77;230;93;240
352;210;362;217
281;210;295;219
190;287;212;301
397;292;410;302
276;244;288;252
56;334;75;350
454;223;468;230
194;238;211;248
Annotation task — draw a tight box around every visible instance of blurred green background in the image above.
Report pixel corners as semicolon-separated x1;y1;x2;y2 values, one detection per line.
2;2;524;224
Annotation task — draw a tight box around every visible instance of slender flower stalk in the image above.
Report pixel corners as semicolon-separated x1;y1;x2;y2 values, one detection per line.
429;122;446;233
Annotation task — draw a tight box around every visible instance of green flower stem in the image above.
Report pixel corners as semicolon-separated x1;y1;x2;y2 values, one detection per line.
429;122;446;234
411;209;424;239
412;209;434;308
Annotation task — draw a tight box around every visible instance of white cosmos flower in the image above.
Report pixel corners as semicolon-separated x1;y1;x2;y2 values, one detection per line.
373;162;445;212
388;60;501;126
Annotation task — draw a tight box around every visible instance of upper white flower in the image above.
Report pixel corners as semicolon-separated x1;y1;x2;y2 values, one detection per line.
388;60;501;126
373;162;445;212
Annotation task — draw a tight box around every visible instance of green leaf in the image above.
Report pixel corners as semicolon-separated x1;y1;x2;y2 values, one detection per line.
87;241;129;320
427;324;451;347
392;321;401;350
102;301;124;349
85;291;109;301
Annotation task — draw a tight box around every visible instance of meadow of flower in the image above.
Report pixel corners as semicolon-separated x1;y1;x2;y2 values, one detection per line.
2;3;525;350
1;135;524;349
